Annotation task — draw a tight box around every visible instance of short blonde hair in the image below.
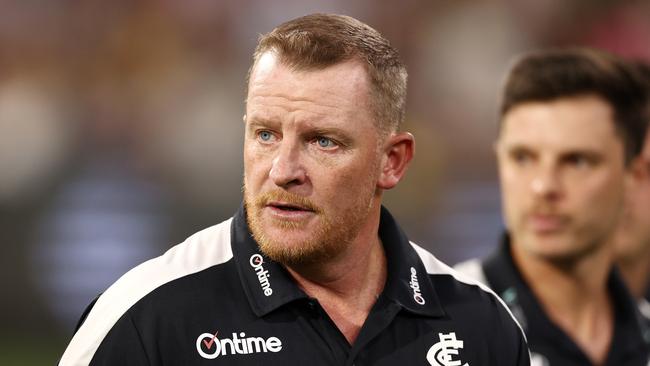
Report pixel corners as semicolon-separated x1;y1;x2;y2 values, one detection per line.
248;13;407;135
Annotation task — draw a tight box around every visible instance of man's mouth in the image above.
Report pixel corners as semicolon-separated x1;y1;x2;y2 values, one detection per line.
528;213;567;233
253;190;320;216
267;201;313;212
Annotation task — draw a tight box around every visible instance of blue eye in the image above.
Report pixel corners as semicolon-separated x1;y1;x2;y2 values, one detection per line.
317;137;333;148
259;131;273;141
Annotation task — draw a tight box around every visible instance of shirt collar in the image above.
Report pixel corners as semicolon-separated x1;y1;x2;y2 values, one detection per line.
607;266;650;353
231;204;307;317
231;204;444;318
377;206;445;317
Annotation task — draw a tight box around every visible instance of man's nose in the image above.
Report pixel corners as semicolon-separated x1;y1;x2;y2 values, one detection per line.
269;140;307;188
530;165;562;201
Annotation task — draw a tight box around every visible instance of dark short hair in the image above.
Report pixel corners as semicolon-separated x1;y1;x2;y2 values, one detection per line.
630;60;650;116
247;13;407;134
500;48;649;162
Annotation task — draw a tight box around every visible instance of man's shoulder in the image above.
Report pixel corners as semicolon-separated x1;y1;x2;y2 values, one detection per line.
412;244;491;296
639;298;650;320
89;216;235;318
412;244;525;333
115;217;235;291
413;244;503;308
60;218;235;366
453;258;489;286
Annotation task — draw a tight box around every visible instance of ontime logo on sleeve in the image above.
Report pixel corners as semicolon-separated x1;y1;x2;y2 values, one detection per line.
196;330;283;359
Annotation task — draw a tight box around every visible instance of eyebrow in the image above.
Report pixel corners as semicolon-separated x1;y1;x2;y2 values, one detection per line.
246;116;280;129
504;143;604;158
559;150;603;161
504;143;531;151
309;126;349;137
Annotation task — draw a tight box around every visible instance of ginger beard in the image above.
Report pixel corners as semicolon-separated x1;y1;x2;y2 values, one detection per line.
244;180;377;267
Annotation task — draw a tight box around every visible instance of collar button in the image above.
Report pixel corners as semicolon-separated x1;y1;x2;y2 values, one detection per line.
306;299;320;317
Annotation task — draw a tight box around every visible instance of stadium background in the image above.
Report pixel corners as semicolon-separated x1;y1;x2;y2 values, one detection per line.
1;1;649;364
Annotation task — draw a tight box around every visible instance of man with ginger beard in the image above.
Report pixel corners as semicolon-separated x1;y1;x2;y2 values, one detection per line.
59;14;528;365
456;49;650;366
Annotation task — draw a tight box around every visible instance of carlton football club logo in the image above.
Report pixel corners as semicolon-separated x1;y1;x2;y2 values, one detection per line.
196;330;283;359
426;332;469;366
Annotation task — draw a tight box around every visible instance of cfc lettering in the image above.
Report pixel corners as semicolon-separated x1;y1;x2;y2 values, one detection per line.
427;332;468;366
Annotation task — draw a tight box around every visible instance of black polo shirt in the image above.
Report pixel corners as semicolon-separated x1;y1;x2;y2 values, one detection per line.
455;234;650;366
60;206;529;365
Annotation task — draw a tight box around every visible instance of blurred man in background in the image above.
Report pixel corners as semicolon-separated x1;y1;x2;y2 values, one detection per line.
456;48;650;365
59;13;529;365
613;61;650;309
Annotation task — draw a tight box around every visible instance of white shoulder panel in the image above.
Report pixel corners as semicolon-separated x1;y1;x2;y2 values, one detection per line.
453;259;489;287
59;218;234;366
639;298;650;320
410;242;527;341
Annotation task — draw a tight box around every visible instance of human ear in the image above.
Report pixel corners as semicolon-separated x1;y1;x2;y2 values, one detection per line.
626;154;650;185
377;132;415;190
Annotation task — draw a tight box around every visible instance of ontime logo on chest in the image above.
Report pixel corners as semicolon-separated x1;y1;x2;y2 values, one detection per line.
196;330;283;359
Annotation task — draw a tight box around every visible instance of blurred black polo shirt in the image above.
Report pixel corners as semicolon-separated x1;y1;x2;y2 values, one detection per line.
456;234;650;366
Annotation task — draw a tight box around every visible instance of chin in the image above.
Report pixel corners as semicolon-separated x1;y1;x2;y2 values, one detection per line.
520;234;573;257
266;226;314;245
527;237;600;265
257;232;338;266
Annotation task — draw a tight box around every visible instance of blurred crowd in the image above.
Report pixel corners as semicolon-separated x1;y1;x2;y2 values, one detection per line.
2;0;650;364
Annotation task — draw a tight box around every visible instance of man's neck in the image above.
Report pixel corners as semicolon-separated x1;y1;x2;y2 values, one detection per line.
285;208;387;345
618;247;650;300
512;241;614;365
